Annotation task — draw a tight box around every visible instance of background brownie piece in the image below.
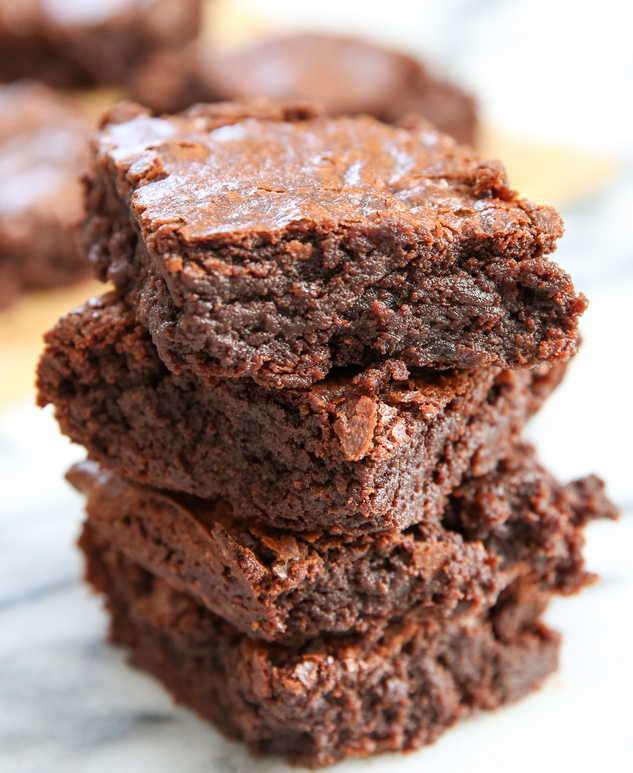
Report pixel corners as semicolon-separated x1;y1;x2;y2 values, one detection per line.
130;33;478;146
203;35;477;144
126;42;208;116
0;0;202;89
70;445;613;644
84;101;586;387
0;80;89;307
38;294;567;534
82;529;560;768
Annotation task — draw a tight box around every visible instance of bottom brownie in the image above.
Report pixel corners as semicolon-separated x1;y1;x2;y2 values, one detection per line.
82;529;560;769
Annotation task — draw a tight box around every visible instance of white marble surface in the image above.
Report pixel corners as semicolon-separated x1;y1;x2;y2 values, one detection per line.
2;1;633;769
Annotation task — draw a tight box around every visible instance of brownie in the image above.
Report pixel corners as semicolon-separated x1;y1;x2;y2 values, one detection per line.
37;294;567;534
129;33;478;146
0;0;202;89
0;80;90;307
83;101;586;387
69;445;613;645
82;528;561;768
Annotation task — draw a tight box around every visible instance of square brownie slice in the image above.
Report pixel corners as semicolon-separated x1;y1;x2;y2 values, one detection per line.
84;101;586;388
0;0;202;89
0;80;89;306
37;294;566;534
69;445;613;645
82;527;561;768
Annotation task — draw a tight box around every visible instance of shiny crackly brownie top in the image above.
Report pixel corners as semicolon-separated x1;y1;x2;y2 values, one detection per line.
92;101;562;254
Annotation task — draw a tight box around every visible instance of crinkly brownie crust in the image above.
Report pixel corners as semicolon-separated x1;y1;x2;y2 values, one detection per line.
0;80;89;306
83;101;586;387
82;530;560;769
38;294;566;533
69;445;611;644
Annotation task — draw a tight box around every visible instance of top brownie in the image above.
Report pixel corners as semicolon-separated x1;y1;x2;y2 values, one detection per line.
85;101;586;388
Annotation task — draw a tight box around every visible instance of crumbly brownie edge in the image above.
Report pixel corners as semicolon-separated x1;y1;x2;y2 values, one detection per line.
37;294;567;534
82;531;560;768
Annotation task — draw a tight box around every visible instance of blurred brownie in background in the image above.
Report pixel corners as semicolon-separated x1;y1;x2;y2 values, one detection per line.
130;33;477;145
0;80;89;307
0;0;202;89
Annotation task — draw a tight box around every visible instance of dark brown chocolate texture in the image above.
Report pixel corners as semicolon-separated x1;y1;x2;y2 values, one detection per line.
0;0;202;89
0;80;89;307
81;528;562;768
130;33;478;146
36;72;611;766
83;101;586;388
37;294;567;534
69;444;614;645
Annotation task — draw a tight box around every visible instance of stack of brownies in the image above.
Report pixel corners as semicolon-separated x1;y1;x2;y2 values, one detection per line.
37;102;615;768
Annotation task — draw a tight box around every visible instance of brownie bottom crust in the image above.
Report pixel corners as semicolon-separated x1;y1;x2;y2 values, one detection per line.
82;529;560;769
